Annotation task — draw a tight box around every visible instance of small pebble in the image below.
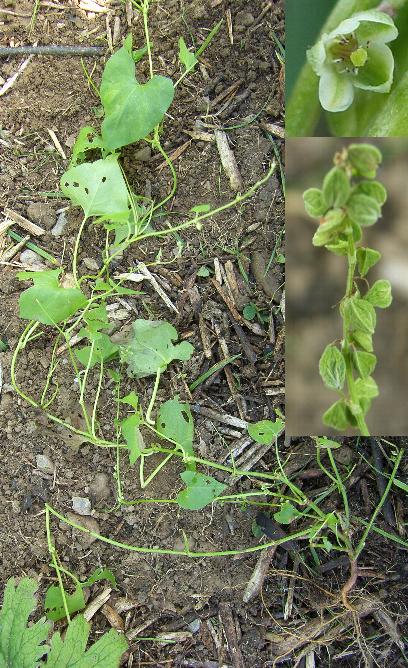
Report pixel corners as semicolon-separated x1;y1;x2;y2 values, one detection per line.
26;202;56;230
82;257;99;271
51;210;68;237
89;472;111;501
134;146;152;162
36;454;55;475
237;11;255;27
19;249;46;271
72;496;92;516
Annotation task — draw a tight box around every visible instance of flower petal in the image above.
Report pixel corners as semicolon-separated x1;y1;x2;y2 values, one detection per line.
326;16;360;40
319;67;355;112
354;43;394;92
354;10;398;44
307;36;328;76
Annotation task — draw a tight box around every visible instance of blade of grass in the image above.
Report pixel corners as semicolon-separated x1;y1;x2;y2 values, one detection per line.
7;230;59;265
189;354;241;391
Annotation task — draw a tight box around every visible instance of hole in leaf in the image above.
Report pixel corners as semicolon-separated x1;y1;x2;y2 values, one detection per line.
64;182;69;187
101;176;107;183
73;182;80;188
181;410;189;422
84;187;89;194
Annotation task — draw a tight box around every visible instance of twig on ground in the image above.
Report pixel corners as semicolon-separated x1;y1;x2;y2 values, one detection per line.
243;545;277;603
218;602;245;668
210;277;264;336
4;208;45;237
214;130;243;192
0;46;105;57
191;404;247;430
260;121;284;139
0;56;33;96
117;265;178;313
83;588;112;621
213;319;246;419
1;235;30;262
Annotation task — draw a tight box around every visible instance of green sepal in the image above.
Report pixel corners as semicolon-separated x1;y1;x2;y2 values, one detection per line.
353;350;377;378
319;344;346;391
322;400;352;431
322;167;351;208
365;279;392;308
346;192;381;227
356;247;381;277
303;188;326;218
347;144;382;179
312;208;345;247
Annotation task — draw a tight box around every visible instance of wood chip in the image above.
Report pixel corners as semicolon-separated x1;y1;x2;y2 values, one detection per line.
118;264;178;313
47;129;67;159
192;404;247;430
0;220;13;236
101;603;125;631
243;545;277;603
260;121;284;138
4;207;46;237
218;602;245;668
125;0;133;26
1;235;30;263
83;588;112;622
184;129;215;142
214;130;243;192
225;8;233;44
0;56;33;97
157;140;191;172
210;277;264;336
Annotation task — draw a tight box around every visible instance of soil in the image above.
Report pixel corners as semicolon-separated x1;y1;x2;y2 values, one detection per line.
0;2;407;668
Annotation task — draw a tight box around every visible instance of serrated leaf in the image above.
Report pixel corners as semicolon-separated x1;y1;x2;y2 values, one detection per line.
346;193;381;227
44;585;85;622
322;167;350;208
344;297;376;335
156;397;194;456
100;35;174;151
353;350;377;378
247;419;284;444
322;399;351;431
356;247;381;277
365;279;392;308
61;155;129;219
0;578;49;667
351;330;373;352
178;36;198;71
176;471;226;510
319;344;346;391
18;270;87;325
347;144;382;178
303;188;326;218
44;613;127;667
120;320;194;378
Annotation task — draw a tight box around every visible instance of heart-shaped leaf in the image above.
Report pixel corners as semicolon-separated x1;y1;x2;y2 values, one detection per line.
156;397;194;456
176;471;226;510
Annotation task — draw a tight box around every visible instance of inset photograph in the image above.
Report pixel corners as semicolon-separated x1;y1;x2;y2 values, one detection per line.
286;138;408;436
286;0;408;137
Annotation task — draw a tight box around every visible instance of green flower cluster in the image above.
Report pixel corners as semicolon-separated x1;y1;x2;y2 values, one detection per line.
307;10;398;112
303;144;392;435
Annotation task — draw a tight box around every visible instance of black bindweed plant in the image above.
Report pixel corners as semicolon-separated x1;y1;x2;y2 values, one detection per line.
303;144;392;435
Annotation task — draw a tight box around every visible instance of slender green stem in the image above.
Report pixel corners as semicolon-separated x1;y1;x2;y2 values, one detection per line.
72;215;88;287
45;507;71;623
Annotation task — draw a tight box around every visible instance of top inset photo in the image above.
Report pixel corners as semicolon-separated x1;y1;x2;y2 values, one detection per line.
286;0;408;137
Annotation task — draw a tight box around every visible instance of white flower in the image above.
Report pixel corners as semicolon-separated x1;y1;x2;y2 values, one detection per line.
307;10;398;113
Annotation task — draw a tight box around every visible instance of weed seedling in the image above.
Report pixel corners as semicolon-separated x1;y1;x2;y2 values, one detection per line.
304;144;392;435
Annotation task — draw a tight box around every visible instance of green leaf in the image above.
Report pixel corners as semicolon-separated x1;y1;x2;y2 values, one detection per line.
319;344;346;391
347;144;382;178
61;155;129;219
44;613;127;667
69;126;104;167
322;167;350;208
354;180;387;205
178;36;198;71
0;578;49;667
351;329;373;352
44;585;85;622
303;188;326;217
196;265;210;277
190;203;211;214
121;413;143;465
325;238;349;256
365;279;392;308
18;270;87;325
346;193;381;227
156;397;194;456
80;567;117;589
322;399;351;431
176;471;226;510
120;320;194;378
344;297;376;334
247;419;284;444
356;247;381;277
120;391;139;410
312;208;345;247
353;350;377;378
100;35;174;151
274;501;302;525
315;437;342;449
354;375;379;400
243;303;257;320
75;334;119;369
